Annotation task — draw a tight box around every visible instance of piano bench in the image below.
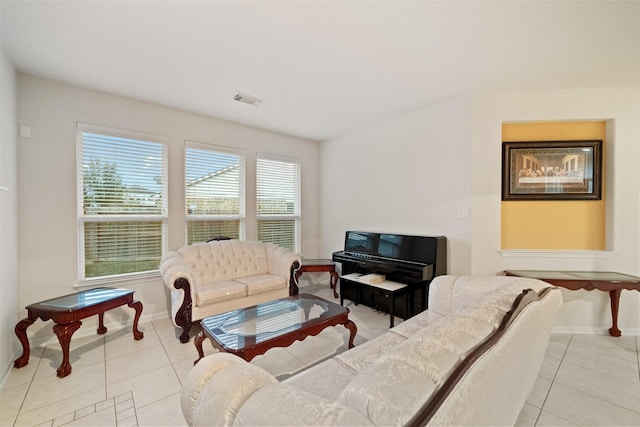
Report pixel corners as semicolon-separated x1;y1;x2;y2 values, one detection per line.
339;273;410;327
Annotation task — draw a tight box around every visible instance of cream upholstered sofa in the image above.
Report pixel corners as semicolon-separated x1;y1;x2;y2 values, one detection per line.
181;275;562;426
159;239;301;343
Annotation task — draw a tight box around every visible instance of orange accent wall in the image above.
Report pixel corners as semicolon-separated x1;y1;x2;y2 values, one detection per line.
501;121;606;250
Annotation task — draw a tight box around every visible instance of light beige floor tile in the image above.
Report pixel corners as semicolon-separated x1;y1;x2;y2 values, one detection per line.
2;346;45;389
251;348;306;378
151;317;174;331
21;362;106;413
554;361;640;413
562;344;639;383
515;402;540;427
549;333;572;345
569;333;638;362
526;375;553;409
154;322;183;345
52;412;75;426
14;387;106;427
286;333;344;366
33;334;105;381
580;332;638;348
538;355;562;381
159;336;202;364
535;410;577;426
545;338;569;360
0;382;30;423
105;325;161;360
136;392;187;427
543;383;640;426
172;356;199;386
63;406;117;426
107;365;181;408
106;344;170;385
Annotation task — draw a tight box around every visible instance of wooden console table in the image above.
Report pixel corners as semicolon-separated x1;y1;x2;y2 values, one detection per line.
294;259;339;298
14;287;144;377
504;270;640;337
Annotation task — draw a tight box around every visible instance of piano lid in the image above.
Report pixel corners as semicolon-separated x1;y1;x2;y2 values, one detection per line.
343;231;443;265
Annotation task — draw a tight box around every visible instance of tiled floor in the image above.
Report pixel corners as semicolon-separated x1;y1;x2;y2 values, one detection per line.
1;279;639;426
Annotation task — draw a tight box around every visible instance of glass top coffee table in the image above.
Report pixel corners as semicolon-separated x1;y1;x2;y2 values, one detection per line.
194;293;357;364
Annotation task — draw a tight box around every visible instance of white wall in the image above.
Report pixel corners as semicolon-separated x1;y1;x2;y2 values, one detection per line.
17;74;321;342
471;87;640;335
1;47;19;383
319;96;473;275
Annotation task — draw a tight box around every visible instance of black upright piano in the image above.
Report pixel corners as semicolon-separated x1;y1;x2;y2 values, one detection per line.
332;231;447;325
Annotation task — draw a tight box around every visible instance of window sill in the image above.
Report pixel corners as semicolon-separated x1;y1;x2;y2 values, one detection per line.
75;270;161;289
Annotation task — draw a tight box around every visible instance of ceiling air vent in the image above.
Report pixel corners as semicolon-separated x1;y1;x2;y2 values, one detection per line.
233;92;264;107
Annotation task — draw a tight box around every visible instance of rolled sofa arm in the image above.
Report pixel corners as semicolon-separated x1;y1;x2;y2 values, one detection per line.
159;251;196;288
182;353;278;426
264;243;302;295
159;252;198;340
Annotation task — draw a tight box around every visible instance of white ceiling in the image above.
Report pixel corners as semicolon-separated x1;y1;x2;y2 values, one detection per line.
2;1;639;141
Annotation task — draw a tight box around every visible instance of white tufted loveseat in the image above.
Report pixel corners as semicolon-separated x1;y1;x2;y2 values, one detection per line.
159;239;301;343
181;275;562;426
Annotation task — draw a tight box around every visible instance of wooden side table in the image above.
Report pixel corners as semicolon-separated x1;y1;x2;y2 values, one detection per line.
504;270;640;337
294;259;339;298
14;287;144;377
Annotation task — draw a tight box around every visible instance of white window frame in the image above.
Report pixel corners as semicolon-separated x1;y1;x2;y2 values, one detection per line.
76;123;168;287
184;141;246;244
256;153;301;253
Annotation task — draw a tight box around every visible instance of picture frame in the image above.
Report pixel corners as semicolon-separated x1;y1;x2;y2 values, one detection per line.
502;140;603;201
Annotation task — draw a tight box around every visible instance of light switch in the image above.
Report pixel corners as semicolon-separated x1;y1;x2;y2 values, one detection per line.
20;125;31;138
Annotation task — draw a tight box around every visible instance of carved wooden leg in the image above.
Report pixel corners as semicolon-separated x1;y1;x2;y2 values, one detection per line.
128;300;144;340
329;271;339;298
174;290;193;343
193;331;207;365
13;316;36;368
608;289;622;337
343;319;357;348
289;261;300;296
179;322;192;344
53;321;82;378
97;312;107;335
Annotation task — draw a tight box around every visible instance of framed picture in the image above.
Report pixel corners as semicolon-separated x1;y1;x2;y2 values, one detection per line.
502;140;603;201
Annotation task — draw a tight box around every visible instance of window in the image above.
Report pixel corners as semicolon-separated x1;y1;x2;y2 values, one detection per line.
185;142;245;244
77;124;168;283
256;155;300;252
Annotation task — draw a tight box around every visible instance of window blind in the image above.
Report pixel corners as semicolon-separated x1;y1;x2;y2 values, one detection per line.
256;156;300;252
77;124;168;282
185;142;245;244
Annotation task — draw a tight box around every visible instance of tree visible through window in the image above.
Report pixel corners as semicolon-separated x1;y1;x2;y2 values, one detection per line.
77;124;168;282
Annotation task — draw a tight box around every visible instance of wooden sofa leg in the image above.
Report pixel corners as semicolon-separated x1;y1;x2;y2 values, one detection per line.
175;307;193;343
290;261;301;296
174;278;194;343
179;323;192;344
